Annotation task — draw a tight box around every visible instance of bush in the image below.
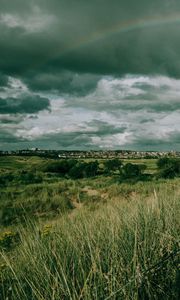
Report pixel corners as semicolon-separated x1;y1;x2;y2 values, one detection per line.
69;161;99;179
43;160;76;175
120;163;147;181
157;158;180;179
16;170;43;184
104;159;122;174
0;173;14;186
0;171;43;186
157;157;170;169
83;161;99;177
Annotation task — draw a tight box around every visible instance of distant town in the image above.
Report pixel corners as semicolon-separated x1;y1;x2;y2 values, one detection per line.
0;148;180;159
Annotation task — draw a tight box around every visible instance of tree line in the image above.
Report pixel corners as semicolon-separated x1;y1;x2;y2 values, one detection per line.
0;157;179;187
43;157;180;180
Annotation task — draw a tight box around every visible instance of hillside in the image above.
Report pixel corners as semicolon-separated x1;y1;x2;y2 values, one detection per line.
0;156;179;299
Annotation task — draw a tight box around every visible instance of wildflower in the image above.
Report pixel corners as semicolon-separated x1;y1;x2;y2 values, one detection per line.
0;230;20;250
40;224;53;237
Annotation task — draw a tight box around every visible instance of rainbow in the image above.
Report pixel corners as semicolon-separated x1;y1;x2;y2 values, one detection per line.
28;12;180;72
59;13;180;56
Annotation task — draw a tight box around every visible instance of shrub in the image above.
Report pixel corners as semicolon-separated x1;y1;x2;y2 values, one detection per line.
157;157;170;169
83;161;99;177
120;163;147;181
157;158;180;179
104;159;122;174
0;173;14;186
43;160;76;175
16;170;43;184
69;161;99;179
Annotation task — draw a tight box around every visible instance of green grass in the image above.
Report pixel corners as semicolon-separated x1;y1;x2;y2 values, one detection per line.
0;156;158;173
0;180;76;226
0;156;179;299
122;159;157;174
0;179;180;299
0;156;53;173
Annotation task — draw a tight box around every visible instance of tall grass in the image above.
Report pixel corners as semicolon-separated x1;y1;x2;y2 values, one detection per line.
0;181;75;226
0;180;179;299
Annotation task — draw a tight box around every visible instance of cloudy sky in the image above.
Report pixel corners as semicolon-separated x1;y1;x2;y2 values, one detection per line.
0;0;180;151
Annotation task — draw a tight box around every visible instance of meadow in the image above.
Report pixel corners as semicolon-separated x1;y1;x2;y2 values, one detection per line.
0;156;179;299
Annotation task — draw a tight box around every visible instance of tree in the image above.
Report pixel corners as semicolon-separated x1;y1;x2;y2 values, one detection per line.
120;163;147;180
104;159;122;174
84;161;99;177
157;157;170;169
43;160;76;175
69;161;99;179
157;158;180;179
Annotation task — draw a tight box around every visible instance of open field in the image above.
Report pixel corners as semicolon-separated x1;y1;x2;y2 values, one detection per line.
122;159;157;174
0;156;158;173
0;156;51;172
0;156;179;299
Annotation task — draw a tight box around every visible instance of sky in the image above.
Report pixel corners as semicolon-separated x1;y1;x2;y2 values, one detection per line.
0;0;180;151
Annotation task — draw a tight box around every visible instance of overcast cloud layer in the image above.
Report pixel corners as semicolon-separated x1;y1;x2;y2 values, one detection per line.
0;0;180;150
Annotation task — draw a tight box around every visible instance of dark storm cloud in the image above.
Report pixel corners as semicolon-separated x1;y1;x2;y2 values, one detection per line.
86;120;127;136
0;116;23;124
0;94;50;114
139;118;155;124
16;120;127;150
113;100;180;112
24;71;100;96
1;0;180;81
0;129;26;143
36;132;93;149
0;130;94;150
0;127;32;151
127;131;180;151
0;0;180;151
0;73;8;87
38;120;126;146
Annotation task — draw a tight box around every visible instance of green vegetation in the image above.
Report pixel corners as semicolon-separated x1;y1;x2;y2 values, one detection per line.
0;156;179;299
104;158;122;174
0;231;20;251
119;163;147;182
156;158;180;179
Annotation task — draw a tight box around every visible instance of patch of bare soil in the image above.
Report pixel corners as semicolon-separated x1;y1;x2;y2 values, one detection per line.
81;186;99;197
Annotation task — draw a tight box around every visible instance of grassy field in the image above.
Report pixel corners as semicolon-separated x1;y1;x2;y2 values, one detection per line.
0;156;158;172
0;156;179;299
0;156;51;172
